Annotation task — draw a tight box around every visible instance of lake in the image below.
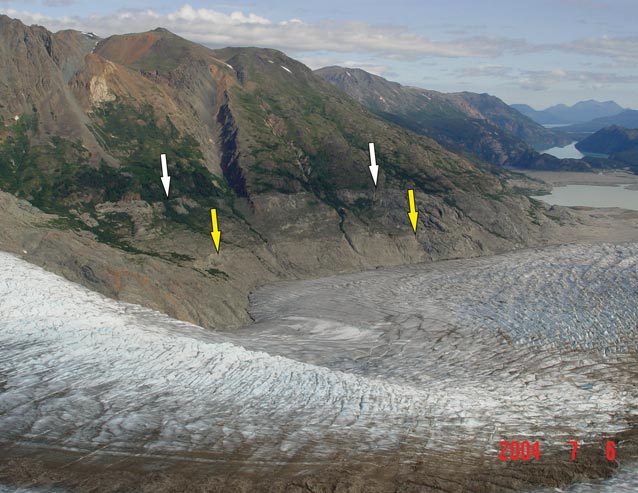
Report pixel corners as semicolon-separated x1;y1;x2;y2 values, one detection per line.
543;123;572;128
541;141;584;159
532;184;638;210
540;141;610;159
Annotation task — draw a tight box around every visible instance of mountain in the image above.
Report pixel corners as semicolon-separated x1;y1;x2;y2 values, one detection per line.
557;110;638;136
576;125;638;167
546;100;625;124
451;91;569;149
513;123;638;172
0;16;562;329
315;66;567;167
0;16;106;159
511;100;625;125
510;103;565;125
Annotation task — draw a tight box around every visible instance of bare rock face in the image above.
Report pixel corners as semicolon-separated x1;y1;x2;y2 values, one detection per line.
0;16;104;158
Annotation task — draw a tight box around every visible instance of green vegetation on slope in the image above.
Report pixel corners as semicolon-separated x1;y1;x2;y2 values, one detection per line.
219;51;492;225
0;109;92;213
89;101;229;207
0;102;234;250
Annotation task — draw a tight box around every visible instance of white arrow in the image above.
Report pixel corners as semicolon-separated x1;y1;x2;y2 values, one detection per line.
160;153;171;198
368;142;379;187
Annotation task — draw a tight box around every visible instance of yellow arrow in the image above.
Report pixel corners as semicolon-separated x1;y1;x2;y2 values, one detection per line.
210;208;221;253
407;189;418;234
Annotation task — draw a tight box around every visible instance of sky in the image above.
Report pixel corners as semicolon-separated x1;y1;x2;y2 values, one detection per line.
2;0;638;109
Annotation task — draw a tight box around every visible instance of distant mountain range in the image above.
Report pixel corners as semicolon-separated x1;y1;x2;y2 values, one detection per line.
316;66;568;168
556;110;638;136
511;100;626;125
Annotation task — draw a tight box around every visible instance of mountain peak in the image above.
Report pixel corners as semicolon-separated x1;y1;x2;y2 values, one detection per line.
316;66;387;81
0;14;21;26
94;29;211;72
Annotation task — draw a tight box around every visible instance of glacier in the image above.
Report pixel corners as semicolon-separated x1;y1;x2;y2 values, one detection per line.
1;243;638;489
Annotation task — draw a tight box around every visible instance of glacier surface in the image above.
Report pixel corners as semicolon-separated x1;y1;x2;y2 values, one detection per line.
1;244;638;485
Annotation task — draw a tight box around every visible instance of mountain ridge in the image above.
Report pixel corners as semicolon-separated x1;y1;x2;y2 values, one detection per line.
315;66;568;157
512;99;626;125
557;110;638;135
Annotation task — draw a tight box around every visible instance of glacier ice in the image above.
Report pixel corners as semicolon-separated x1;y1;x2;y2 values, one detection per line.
1;244;638;479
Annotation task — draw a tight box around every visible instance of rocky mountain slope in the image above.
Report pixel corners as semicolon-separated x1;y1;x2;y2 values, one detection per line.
315;66;569;165
453;91;570;149
0;15;564;329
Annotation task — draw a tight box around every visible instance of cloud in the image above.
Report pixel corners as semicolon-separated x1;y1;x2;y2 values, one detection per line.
557;0;609;9
340;61;396;78
2;4;530;60
518;69;638;91
166;5;270;25
561;35;638;64
43;0;76;6
458;64;511;78
459;64;638;91
5;2;638;76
